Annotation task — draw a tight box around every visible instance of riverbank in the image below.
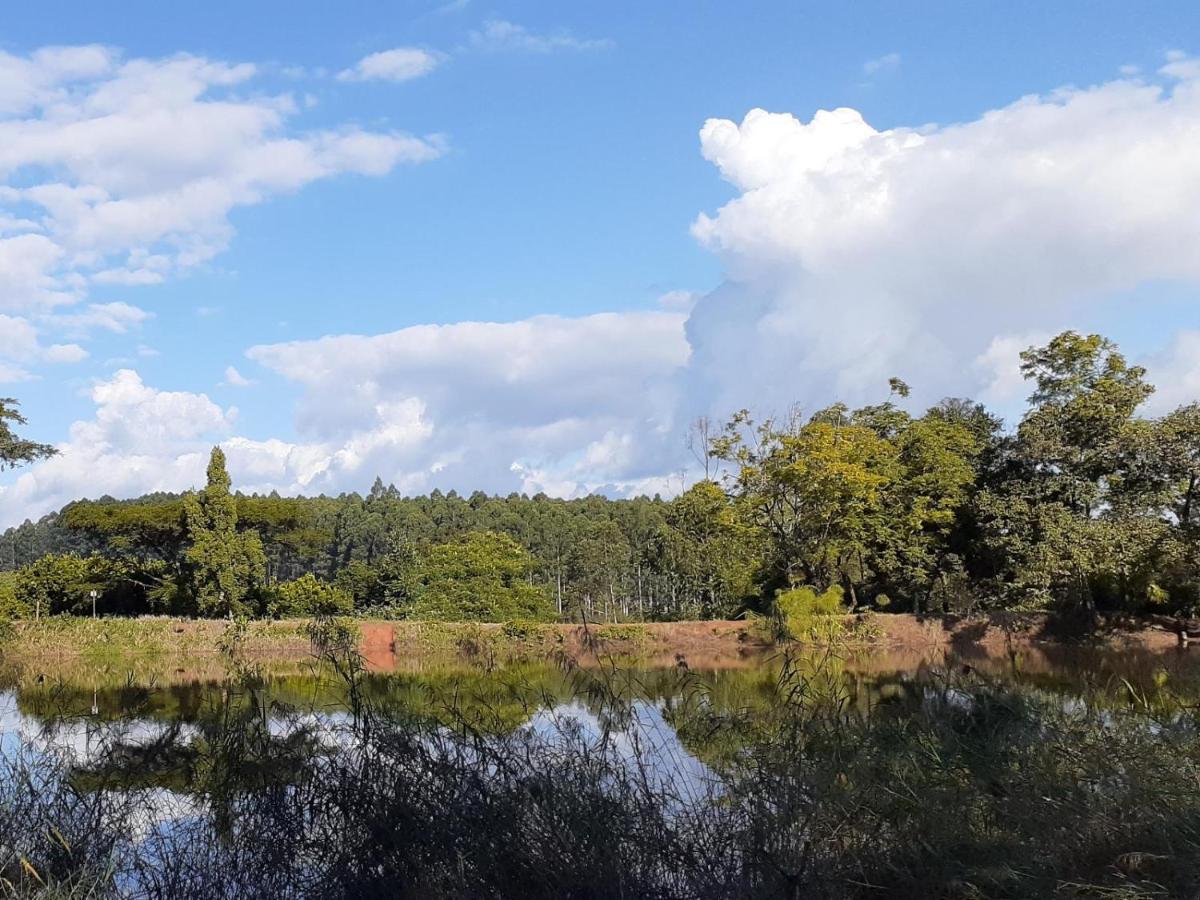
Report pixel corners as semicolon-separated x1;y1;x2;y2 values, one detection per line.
0;610;1184;668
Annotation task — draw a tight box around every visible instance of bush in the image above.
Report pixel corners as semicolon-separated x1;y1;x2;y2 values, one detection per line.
0;571;31;619
13;553;91;617
267;574;353;618
774;584;845;642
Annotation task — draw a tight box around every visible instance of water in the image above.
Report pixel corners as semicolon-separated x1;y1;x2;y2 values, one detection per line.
4;640;1200;772
4;640;1200;896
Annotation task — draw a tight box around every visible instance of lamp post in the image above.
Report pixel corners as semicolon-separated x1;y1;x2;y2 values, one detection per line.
90;589;98;619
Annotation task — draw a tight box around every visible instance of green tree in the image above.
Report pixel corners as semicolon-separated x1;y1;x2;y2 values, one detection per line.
267;573;353;618
874;414;982;611
978;332;1165;611
402;531;553;622
1017;331;1153;516
183;448;266;617
0;397;55;470
1155;403;1200;528
713;409;897;599
13;553;90;618
652;481;759;618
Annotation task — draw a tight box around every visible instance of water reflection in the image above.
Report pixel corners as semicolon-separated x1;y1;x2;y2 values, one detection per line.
3;640;1200;803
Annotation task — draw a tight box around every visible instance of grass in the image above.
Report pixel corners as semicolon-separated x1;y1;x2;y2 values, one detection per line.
0;617;772;669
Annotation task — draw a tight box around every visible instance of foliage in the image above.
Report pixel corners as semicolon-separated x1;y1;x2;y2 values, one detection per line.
12;553;91;618
400;531;555;621
774;584;846;642
5;330;1200;623
0;570;29;619
0;396;55;471
182;448;267;617
267;573;353;618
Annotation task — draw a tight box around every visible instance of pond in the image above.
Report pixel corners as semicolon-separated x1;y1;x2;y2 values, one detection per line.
2;639;1200;897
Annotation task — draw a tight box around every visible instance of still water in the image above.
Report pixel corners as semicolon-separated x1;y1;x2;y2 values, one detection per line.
3;639;1199;771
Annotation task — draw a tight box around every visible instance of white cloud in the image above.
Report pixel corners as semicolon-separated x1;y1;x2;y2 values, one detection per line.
10;58;1200;524
863;52;901;76
337;48;442;83
45;301;151;336
0;44;445;378
43;343;88;364
0;311;91;376
468;19;613;53
222;365;254;387
0;370;233;523
685;57;1200;417
0;311;688;525
243;310;688;495
1143;330;1200;415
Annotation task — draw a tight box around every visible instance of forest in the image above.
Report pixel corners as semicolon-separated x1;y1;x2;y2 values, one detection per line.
2;330;1198;623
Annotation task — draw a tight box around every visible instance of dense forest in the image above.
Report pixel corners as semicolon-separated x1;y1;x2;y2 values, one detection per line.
2;330;1199;622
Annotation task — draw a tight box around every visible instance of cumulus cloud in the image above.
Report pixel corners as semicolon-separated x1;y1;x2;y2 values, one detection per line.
0;313;91;381
242;311;689;495
0;312;688;525
10;57;1200;524
685;57;1200;418
42;343;88;364
0;44;445;379
468;19;613;53
0;370;234;523
337;48;442;83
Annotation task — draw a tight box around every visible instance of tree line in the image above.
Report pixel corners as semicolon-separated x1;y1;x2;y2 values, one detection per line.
2;330;1198;622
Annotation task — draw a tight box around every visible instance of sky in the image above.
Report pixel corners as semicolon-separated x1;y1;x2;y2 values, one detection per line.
2;1;1200;527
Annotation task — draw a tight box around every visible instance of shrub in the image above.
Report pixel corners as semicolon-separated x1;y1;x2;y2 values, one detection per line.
0;571;31;619
267;574;353;618
13;553;91;617
774;584;845;642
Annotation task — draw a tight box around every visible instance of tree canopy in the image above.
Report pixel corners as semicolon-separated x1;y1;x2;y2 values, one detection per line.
4;330;1200;622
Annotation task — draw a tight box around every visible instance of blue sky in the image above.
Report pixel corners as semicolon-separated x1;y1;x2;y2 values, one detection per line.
2;2;1200;524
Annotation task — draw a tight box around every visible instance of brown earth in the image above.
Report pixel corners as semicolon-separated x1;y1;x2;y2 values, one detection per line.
1;612;1185;671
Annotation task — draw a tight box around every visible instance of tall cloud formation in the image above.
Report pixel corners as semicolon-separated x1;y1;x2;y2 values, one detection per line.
6;57;1200;526
686;57;1200;417
0;45;444;378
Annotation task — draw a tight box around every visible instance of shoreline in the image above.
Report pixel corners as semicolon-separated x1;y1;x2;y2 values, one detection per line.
0;611;1185;665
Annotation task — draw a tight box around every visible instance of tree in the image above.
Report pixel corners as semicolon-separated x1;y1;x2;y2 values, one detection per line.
13;553;90;618
977;332;1165;611
874;415;982;611
0;397;55;470
1017;331;1152;516
402;531;554;622
1155;403;1200;528
652;481;759;618
183;448;266;616
713;409;897;599
267;573;352;618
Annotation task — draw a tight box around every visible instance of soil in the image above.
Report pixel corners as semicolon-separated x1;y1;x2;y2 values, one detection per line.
1;613;1185;672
